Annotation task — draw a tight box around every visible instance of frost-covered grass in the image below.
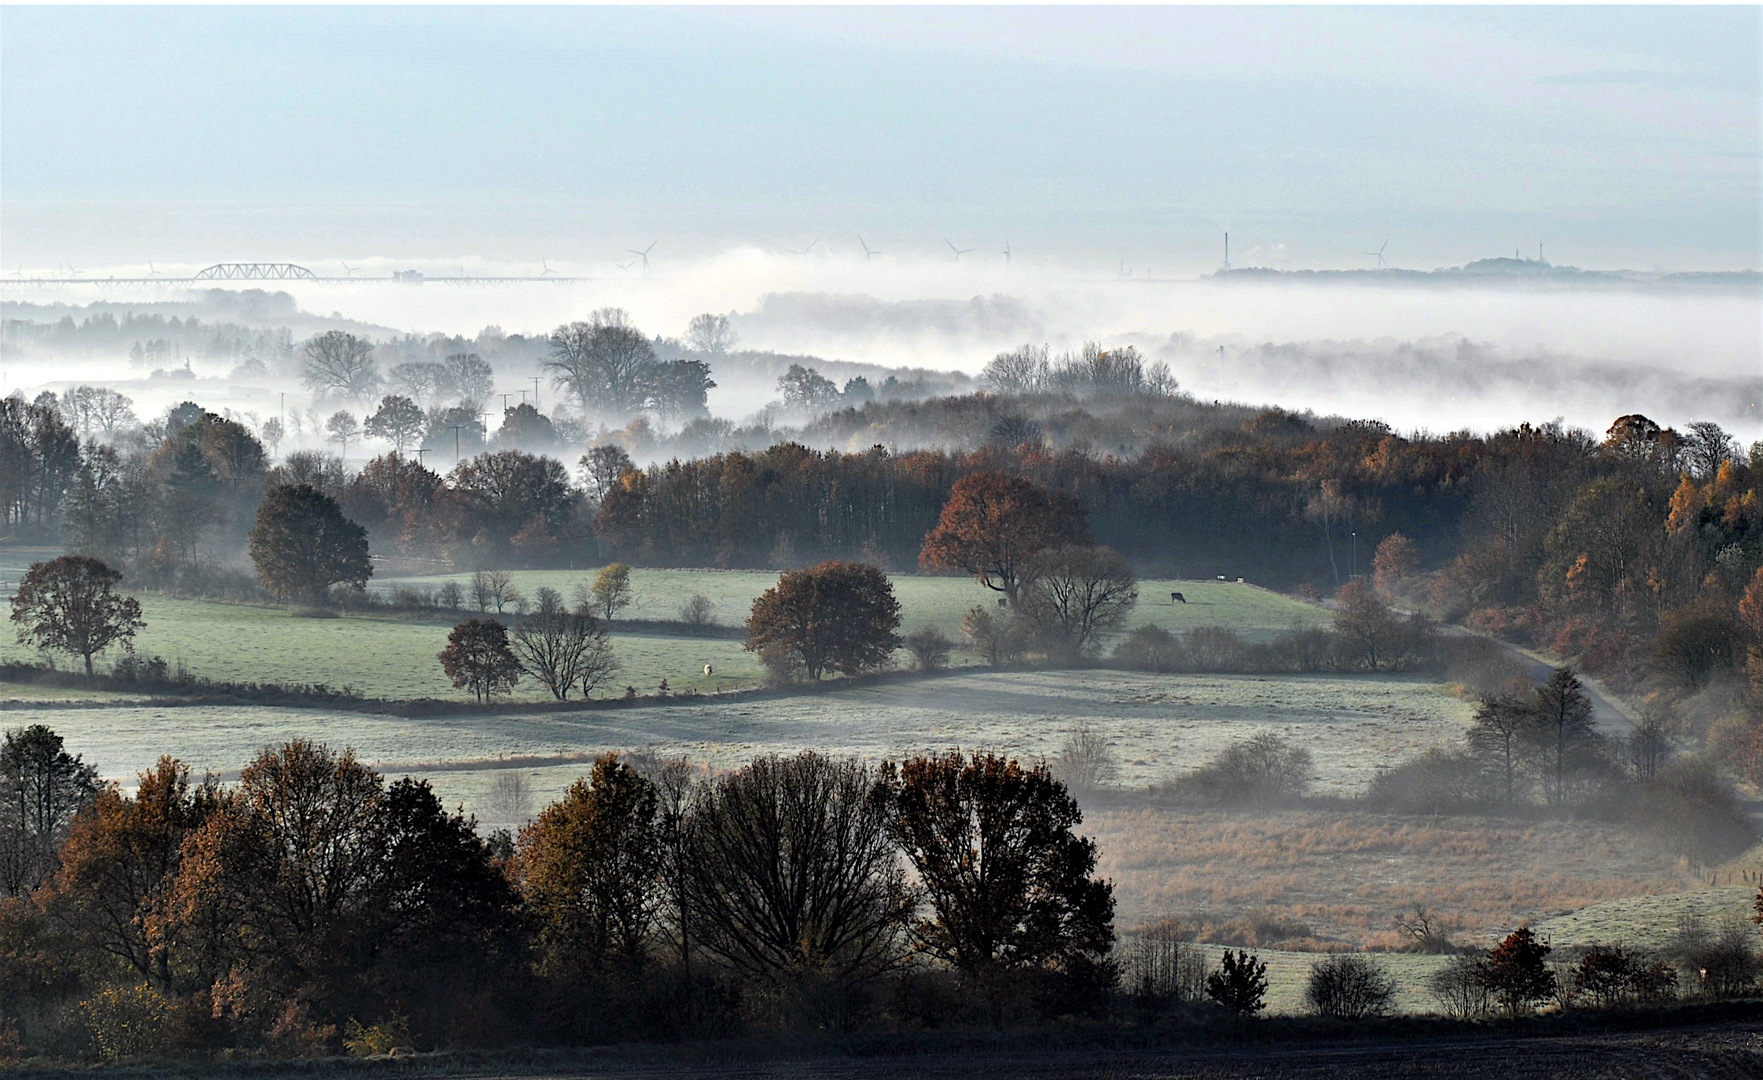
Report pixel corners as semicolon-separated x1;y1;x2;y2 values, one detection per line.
374;568;1329;643
0;573;1324;703
0;596;762;700
5;663;1713;993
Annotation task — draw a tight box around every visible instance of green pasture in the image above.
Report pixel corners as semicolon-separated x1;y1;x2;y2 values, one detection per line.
0;571;1325;704
0;596;761;701
374;567;1329;642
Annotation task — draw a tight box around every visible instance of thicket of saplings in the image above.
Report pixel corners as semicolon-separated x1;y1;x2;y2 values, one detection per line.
4;727;1762;1066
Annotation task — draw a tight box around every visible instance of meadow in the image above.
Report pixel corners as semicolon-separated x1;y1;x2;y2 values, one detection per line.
0;572;1328;702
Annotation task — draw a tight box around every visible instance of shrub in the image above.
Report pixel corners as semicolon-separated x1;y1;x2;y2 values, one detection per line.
1051;725;1117;794
678;593;716;626
1184;626;1248;673
80;983;173;1060
1427;954;1492;1019
343;1013;409;1057
1569;944;1676;1010
903;627;953;672
1629;759;1757;864
1480;927;1556;1016
961;605;1028;668
1304;954;1396;1020
1121;919;1208;1009
1112;624;1186;672
1204;949;1267;1014
1162;733;1312;808
1684;918;1759;999
1365;749;1491;816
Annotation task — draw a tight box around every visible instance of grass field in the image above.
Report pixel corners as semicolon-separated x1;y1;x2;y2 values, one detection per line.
0;660;1726;1011
372;568;1330;643
0;572;1327;703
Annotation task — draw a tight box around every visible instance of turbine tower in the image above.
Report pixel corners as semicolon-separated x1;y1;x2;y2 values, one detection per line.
1002;237;1012;268
1362;240;1388;269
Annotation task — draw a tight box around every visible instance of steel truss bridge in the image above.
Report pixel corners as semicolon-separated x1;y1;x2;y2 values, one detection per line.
192;262;319;280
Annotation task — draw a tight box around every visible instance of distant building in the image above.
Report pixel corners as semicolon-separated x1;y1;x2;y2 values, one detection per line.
392;269;424;284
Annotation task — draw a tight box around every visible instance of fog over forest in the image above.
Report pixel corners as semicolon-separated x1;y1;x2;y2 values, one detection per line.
4;250;1758;452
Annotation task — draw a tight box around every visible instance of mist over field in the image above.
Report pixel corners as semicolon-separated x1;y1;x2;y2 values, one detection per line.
5;250;1758;442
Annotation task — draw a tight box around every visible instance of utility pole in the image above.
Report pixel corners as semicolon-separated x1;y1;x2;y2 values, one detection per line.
531;375;541;410
450;425;464;466
500;393;512;413
1351;531;1357;579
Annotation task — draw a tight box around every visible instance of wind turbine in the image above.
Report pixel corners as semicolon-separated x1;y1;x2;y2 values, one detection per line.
147;260;162;278
341;261;357;278
540;259;557;277
10;265;22;279
625;241;656;273
1002;237;1012;268
1363;240;1388;269
616;258;637;271
945;238;975;261
858;236;881;261
785;239;818;255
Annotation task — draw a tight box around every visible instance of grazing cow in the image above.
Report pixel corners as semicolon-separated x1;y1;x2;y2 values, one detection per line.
1171;592;1186;604
703;664;713;677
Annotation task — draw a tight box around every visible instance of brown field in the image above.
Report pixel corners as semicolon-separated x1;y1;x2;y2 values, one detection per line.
1088;803;1700;949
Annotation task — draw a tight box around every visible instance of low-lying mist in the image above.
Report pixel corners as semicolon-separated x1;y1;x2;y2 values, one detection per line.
3;247;1757;442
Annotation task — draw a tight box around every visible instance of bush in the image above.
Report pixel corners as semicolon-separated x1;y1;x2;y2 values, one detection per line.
1682;918;1760;999
1204;949;1267;1014
678;593;716;627
80;983;173;1060
1120;919;1208;1011
1112;624;1186;673
1365;749;1491;816
1161;733;1312;808
1051;725;1117;794
1568;944;1676;1010
1427;954;1492;1019
1304;954;1396;1020
902;627;953;672
1629;759;1757;864
1184;626;1249;673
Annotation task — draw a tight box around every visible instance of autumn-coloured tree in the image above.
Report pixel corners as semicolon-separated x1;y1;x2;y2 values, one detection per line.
588;563;634;621
1371;532;1420;594
878;752;1114;977
9;555;144;675
744;560;901;681
1479;926;1555;1015
248;484;372;604
919;472;1091;605
439;618;523;702
518;755;660;977
46;757;217;990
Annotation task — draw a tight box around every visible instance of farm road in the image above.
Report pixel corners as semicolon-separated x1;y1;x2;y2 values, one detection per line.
1444;629;1637;737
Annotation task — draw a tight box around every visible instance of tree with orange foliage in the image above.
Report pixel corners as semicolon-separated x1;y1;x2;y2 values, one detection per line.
47;757;217;991
1371;532;1420;595
918;472;1091;605
744;560;901;681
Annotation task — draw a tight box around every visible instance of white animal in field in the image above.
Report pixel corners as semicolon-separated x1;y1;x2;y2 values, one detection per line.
704;664;713;677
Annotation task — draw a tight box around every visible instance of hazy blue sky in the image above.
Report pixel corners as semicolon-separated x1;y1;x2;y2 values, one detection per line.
3;5;1758;271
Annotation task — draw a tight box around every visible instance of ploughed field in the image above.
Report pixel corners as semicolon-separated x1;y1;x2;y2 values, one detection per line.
0;572;1328;701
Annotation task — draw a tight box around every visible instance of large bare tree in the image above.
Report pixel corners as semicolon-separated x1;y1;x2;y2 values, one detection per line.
301;330;380;404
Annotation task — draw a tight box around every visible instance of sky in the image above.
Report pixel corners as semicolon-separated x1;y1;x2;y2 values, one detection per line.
1;5;1759;273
